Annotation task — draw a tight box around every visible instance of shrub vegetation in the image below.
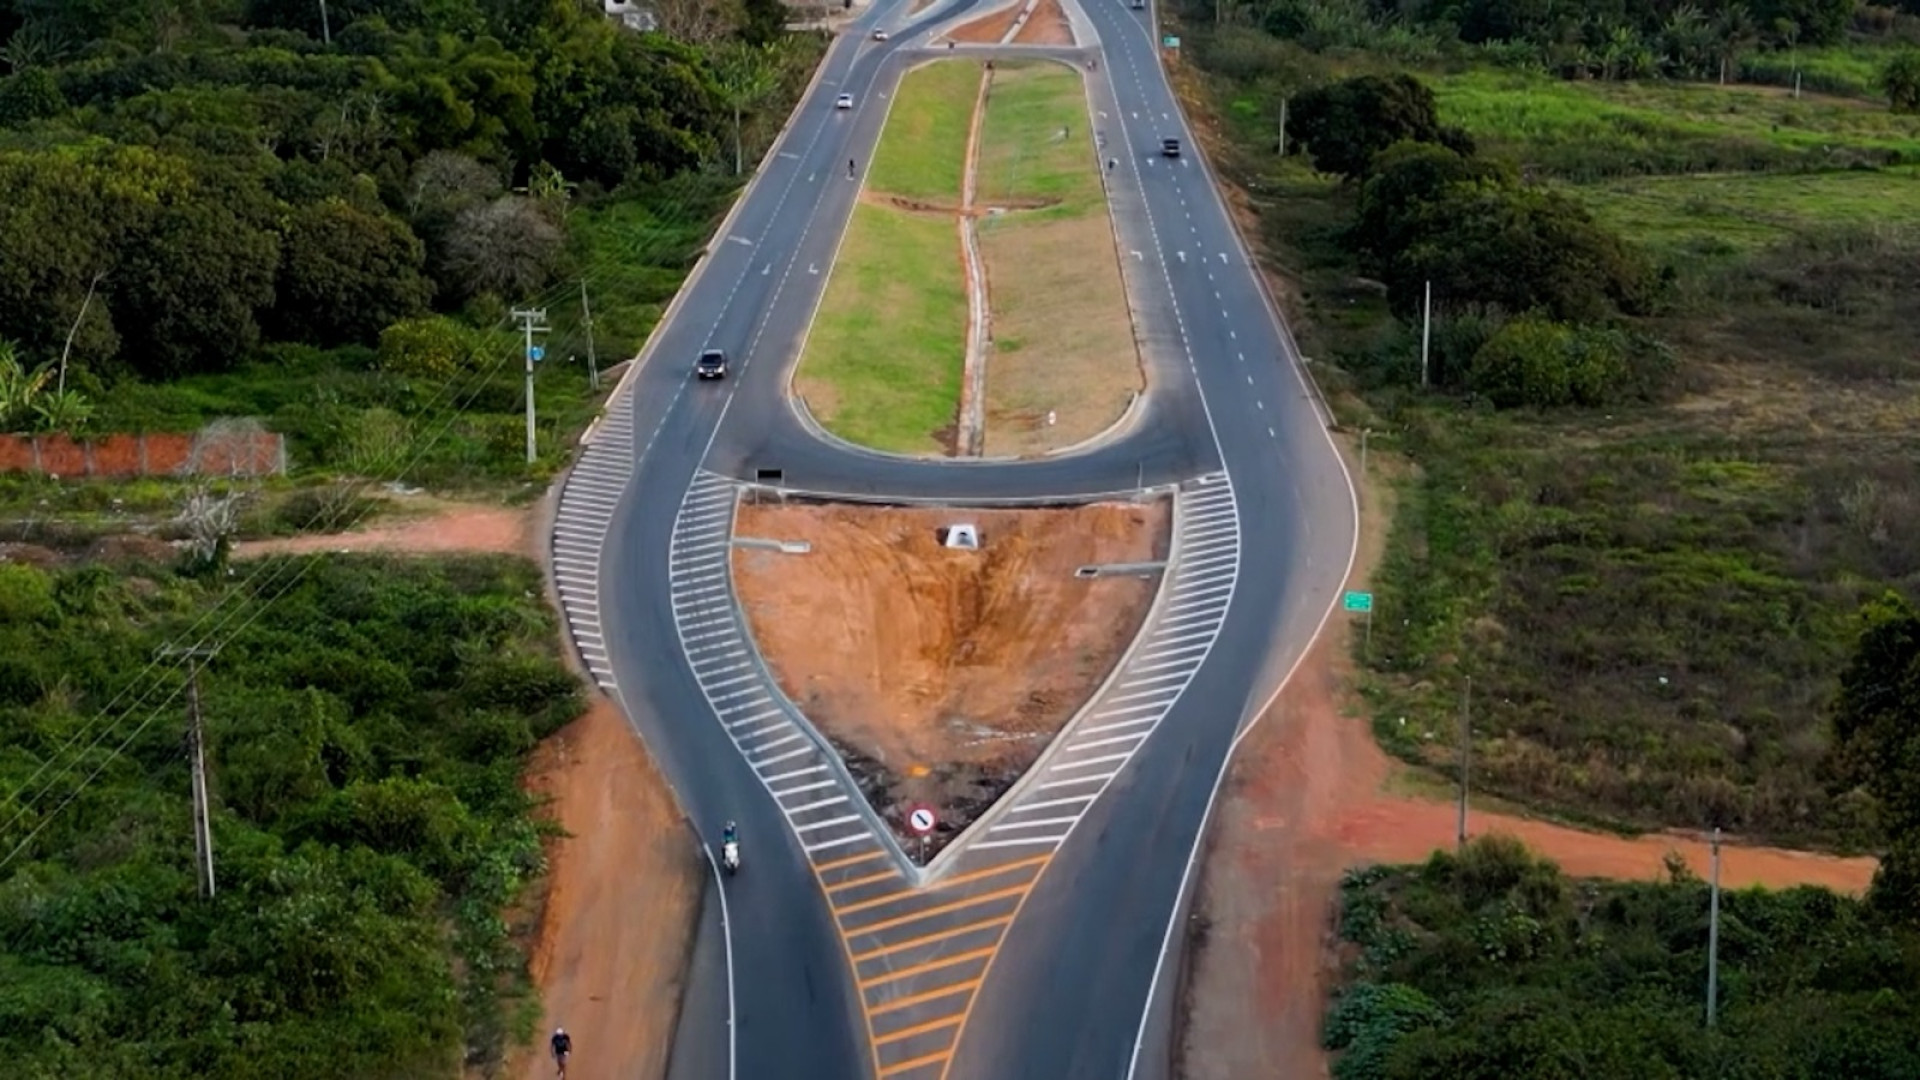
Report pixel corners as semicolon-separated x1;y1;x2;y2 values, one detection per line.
0;554;580;1079
1326;837;1920;1080
1173;0;1920;848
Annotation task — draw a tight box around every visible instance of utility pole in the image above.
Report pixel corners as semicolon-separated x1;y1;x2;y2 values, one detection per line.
319;0;331;44
1420;280;1433;389
513;307;549;464
1706;827;1722;1027
1277;96;1289;156
579;280;600;392
160;645;220;899
1456;674;1471;852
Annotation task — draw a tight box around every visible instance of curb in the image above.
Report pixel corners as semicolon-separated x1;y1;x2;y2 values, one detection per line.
918;479;1186;881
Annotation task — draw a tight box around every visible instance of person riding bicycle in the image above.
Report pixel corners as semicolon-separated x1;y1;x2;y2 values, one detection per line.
550;1027;572;1073
847;158;856;178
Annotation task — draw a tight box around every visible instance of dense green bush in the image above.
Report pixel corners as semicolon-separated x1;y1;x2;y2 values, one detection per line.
1327;838;1920;1080
0;555;579;1078
1468;316;1629;408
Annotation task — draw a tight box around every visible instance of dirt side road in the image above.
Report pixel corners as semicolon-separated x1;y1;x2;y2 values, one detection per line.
506;698;699;1080
232;503;530;559
731;500;1167;847
1177;438;1878;1080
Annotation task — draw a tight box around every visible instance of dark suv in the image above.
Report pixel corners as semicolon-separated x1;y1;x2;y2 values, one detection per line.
1161;137;1181;157
695;349;727;379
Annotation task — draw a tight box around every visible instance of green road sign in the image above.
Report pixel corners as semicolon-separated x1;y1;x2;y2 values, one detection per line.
1343;591;1373;612
1162;35;1180;48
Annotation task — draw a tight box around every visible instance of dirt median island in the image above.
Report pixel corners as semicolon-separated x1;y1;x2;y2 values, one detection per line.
1011;0;1074;44
731;498;1170;854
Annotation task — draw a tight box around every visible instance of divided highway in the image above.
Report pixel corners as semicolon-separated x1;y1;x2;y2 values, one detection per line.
549;0;1358;1075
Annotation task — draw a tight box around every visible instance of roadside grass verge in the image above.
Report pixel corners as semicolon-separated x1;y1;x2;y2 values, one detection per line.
794;203;968;454
1175;21;1920;847
868;60;982;203
975;61;1139;454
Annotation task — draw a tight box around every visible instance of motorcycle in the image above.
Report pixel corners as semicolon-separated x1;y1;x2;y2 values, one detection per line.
721;839;740;876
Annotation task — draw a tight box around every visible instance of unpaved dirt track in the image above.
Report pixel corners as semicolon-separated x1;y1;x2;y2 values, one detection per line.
731;500;1168;839
506;698;699;1080
232;503;530;558
1177;436;1878;1080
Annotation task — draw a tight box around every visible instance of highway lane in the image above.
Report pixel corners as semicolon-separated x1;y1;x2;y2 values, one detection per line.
573;0;1352;1075
939;0;1359;1076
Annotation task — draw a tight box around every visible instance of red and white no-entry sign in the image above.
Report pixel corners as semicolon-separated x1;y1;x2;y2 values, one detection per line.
907;805;938;835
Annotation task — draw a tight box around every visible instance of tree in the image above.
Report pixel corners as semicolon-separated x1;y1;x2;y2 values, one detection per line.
0;64;61;123
441;194;561;302
715;41;781;176
1290;73;1471;180
1351;141;1508;265
270;199;431;347
1829;591;1920;923
1882;51;1920;115
652;0;743;44
1386;184;1651;325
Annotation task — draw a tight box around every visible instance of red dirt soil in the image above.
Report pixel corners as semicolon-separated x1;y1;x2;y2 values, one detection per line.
1011;0;1074;45
504;698;699;1080
730;499;1168;844
1177;437;1878;1080
946;1;1025;43
232;503;530;559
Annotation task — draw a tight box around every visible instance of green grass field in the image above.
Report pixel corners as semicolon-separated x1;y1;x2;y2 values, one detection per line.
867;61;982;202
1433;69;1920;179
795;204;967;453
975;61;1104;217
1574;166;1920;260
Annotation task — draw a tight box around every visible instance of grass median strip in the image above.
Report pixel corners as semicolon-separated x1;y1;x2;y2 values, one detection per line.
975;62;1140;455
868;60;983;203
798;62;981;455
794;202;968;454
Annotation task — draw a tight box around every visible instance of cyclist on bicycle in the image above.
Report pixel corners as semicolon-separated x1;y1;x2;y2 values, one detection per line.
550;1027;572;1075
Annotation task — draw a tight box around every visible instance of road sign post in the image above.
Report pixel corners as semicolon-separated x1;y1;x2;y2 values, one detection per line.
907;804;937;865
1343;591;1374;656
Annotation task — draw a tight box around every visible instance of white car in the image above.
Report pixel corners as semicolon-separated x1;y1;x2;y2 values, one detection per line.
872;28;889;41
835;93;854;109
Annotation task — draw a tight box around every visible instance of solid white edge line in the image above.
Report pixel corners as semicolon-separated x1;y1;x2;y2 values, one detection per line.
1120;0;1364;1071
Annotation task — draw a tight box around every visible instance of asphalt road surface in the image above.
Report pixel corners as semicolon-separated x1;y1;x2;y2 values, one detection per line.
565;0;1359;1074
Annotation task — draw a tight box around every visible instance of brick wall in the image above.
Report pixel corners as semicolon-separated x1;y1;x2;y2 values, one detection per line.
0;430;286;477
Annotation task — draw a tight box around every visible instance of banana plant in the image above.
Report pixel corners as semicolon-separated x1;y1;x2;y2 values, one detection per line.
0;340;53;432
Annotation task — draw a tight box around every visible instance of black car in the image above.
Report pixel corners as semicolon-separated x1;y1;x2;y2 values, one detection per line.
695;349;727;379
1161;137;1181;157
